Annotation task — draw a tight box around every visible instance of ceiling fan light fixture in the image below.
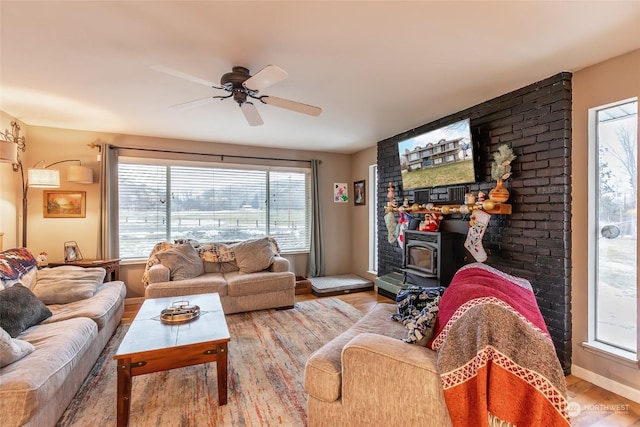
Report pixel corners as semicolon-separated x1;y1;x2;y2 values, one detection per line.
154;63;321;126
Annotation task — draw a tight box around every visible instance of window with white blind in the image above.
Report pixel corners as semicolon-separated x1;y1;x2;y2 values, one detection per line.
588;98;638;359
118;159;311;260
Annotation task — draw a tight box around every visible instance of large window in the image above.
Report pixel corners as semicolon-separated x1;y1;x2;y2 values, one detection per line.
369;164;378;273
118;158;311;260
589;98;638;357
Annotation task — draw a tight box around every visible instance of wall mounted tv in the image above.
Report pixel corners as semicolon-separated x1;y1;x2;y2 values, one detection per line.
398;118;476;190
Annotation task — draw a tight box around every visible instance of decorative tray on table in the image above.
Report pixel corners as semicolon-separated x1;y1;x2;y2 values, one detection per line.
160;300;201;324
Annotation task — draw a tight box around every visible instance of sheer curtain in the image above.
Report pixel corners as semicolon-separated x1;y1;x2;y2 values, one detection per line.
307;159;324;277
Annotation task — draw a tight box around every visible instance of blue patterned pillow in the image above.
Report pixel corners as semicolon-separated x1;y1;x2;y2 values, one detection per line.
399;297;442;345
391;285;446;345
391;285;445;321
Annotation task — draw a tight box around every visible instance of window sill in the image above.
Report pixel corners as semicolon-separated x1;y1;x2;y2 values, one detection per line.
581;341;638;369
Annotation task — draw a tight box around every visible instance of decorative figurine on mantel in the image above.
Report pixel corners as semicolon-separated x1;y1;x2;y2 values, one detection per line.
489;144;516;203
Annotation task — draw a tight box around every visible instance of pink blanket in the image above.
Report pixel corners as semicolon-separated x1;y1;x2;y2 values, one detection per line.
428;263;570;426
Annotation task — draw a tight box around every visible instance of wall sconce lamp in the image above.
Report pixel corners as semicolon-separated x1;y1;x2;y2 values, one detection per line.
1;121;94;247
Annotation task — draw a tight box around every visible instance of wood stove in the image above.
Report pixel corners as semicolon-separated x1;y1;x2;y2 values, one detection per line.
401;230;461;287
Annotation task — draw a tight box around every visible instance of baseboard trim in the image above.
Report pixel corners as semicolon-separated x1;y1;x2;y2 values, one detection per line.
571;364;640;403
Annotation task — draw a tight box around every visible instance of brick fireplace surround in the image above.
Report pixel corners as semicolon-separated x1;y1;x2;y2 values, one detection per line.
377;72;572;373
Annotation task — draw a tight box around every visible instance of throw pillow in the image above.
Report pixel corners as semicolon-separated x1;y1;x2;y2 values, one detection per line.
156;243;205;281
198;243;236;263
17;268;37;290
0;326;35;367
0;248;38;287
391;285;445;321
141;242;174;287
32;266;106;304
0;284;52;338
399;296;442;345
232;238;275;273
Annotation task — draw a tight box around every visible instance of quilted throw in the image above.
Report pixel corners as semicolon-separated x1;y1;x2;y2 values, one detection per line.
428;263;570;427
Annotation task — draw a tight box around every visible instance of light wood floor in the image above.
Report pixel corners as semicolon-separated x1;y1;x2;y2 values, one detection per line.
123;290;640;426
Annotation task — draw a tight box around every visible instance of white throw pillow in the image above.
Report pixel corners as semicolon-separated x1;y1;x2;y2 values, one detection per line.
0;326;35;367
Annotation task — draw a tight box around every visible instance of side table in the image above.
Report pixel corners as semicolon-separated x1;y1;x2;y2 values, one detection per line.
47;259;121;282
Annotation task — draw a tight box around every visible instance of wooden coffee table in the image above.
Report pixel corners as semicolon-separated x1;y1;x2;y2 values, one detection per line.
114;293;230;427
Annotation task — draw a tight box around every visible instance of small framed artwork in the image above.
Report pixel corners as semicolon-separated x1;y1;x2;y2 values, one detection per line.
334;183;348;203
354;180;366;206
64;241;83;262
43;191;86;218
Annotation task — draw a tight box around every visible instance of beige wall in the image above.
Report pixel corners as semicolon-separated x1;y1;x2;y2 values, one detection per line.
0;120;370;296
350;145;377;282
572;48;640;397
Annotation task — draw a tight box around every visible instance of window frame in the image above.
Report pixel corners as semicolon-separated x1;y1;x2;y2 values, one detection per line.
116;156;312;261
585;97;639;363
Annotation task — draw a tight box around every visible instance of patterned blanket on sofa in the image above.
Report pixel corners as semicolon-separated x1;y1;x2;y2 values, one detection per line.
428;263;570;427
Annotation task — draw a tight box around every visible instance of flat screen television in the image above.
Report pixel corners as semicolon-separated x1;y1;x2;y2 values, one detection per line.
398;118;476;190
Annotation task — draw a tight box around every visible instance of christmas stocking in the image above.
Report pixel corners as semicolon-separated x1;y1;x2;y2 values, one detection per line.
465;209;491;262
384;212;397;244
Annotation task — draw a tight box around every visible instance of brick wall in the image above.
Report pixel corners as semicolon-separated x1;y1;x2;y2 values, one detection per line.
377;72;572;372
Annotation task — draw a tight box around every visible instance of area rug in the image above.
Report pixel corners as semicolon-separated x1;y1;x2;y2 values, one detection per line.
309;274;374;297
56;298;364;427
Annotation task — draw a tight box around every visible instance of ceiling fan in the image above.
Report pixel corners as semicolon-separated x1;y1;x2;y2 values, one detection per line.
152;64;322;126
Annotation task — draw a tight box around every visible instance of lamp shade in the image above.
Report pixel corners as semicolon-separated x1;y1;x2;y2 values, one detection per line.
0;140;18;164
67;165;93;184
28;168;60;188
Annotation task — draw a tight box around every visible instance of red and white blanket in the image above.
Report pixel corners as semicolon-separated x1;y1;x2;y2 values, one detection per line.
428;263;570;427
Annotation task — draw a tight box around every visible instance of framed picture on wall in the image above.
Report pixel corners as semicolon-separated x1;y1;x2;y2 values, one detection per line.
43;191;86;218
354;180;366;206
334;183;348;203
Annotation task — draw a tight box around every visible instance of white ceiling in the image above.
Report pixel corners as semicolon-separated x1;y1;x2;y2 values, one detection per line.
1;1;639;154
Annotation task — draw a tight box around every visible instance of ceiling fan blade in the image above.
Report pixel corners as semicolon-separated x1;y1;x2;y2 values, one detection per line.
243;65;288;92
151;65;218;87
240;102;264;126
261;96;322;116
169;96;218;111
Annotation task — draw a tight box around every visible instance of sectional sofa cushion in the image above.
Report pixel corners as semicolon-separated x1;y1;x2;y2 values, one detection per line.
156;243;205;281
0;284;52;338
0;317;98;426
42;281;127;330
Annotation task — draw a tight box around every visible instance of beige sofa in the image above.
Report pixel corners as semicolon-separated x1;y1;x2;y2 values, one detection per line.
0;248;126;427
304;303;452;426
144;238;295;314
305;262;571;426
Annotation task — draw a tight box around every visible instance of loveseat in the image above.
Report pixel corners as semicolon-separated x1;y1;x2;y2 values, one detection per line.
144;237;295;314
304;263;570;427
0;248;126;427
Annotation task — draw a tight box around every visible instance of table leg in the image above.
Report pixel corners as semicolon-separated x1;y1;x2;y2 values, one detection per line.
216;343;228;405
116;357;133;427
